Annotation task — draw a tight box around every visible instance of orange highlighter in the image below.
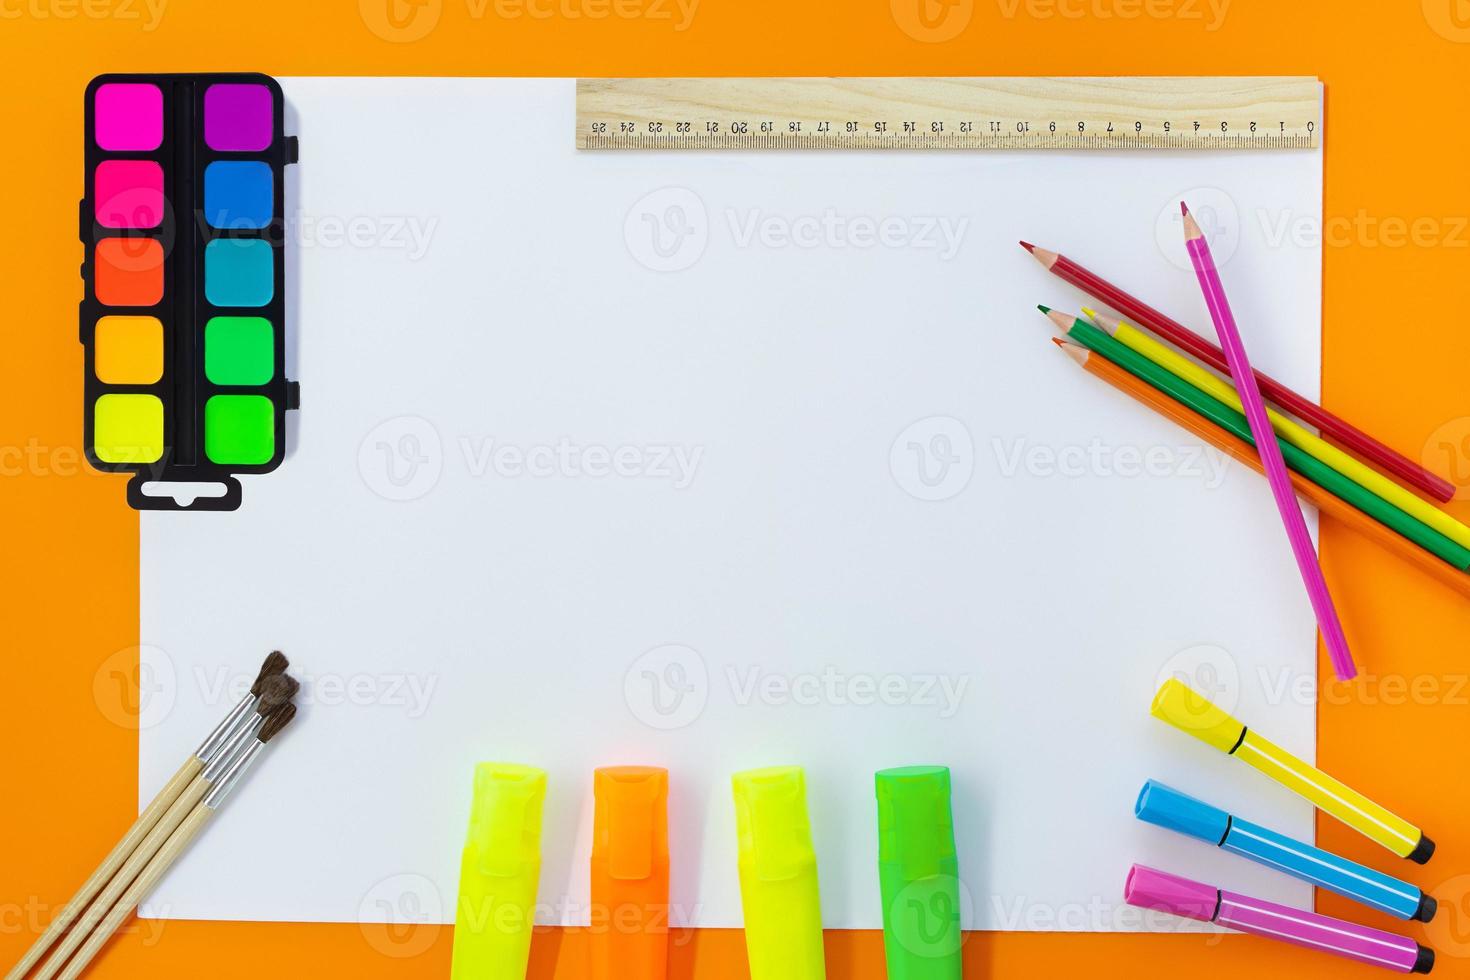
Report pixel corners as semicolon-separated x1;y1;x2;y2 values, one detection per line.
591;766;670;980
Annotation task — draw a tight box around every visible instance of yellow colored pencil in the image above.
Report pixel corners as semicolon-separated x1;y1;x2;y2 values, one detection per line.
1085;309;1470;551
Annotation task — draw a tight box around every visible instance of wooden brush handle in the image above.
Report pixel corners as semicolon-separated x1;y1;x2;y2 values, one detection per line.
55;804;214;980
30;774;211;980
4;756;201;980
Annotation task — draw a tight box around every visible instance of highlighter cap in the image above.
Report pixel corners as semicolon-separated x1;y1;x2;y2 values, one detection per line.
467;762;547;878
593;766;669;881
733;766;816;882
875;766;956;881
1150;678;1246;753
1123;864;1219;923
1134;780;1230;845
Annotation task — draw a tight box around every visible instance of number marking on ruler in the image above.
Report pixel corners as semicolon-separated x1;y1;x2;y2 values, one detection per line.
576;77;1321;151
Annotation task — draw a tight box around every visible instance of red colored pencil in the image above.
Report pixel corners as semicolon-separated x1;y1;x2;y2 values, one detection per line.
1021;241;1456;503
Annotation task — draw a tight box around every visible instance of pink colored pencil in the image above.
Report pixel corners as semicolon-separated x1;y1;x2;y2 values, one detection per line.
1181;202;1356;681
1124;865;1432;974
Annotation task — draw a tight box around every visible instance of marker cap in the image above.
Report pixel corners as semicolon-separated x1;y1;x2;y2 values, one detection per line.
733;766;818;882
1134;780;1230;845
876;766;956;879
876;766;962;979
731;766;826;980
451;763;547;980
468;762;547;877
1151;679;1246;753
591;766;670;980
594;766;669;881
1123;864;1218;923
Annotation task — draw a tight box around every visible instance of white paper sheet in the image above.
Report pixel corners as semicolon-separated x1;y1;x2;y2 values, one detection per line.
139;78;1324;930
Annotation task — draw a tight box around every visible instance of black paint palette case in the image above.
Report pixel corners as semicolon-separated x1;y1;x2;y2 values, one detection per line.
82;72;299;511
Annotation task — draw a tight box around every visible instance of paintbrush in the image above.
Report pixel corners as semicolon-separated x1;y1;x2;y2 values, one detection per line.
54;701;299;980
5;651;288;980
30;675;297;980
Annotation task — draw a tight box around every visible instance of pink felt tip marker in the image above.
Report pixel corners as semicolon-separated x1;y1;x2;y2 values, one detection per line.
1124;864;1433;974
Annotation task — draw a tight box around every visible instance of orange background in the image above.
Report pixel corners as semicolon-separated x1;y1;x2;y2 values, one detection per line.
6;1;1470;977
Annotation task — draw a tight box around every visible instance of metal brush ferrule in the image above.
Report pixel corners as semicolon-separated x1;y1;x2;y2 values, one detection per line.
202;712;267;782
195;692;257;762
203;740;266;809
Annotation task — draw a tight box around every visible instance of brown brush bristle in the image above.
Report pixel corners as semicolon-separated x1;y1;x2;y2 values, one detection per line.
258;702;297;743
249;651;289;695
255;674;298;714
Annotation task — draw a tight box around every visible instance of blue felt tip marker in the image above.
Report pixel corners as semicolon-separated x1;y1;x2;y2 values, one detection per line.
1135;780;1435;923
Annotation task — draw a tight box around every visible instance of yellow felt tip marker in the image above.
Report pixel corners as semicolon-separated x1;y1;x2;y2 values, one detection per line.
732;766;827;980
1151;679;1433;863
451;763;548;980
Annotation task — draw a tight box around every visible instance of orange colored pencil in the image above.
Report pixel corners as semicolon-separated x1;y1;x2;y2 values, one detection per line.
1054;339;1470;600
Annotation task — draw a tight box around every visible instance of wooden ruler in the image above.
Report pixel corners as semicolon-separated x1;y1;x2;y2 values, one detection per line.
576;77;1321;151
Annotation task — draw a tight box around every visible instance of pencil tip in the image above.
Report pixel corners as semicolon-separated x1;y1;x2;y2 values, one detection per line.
1081;306;1097;319
1049;336;1064;347
1181;208;1204;241
1024;242;1060;270
1180;201;1190;216
1036;304;1052;315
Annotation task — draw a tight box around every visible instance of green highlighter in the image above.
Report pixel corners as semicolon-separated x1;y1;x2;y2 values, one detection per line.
875;766;963;980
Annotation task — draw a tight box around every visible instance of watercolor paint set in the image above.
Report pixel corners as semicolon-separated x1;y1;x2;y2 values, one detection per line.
81;73;299;511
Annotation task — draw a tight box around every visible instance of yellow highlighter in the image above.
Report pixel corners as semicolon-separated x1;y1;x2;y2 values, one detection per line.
1085;308;1470;552
451;763;548;980
732;766;827;980
1152;679;1433;863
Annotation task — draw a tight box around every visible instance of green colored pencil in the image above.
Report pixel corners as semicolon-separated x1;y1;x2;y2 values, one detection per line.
1038;307;1470;571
